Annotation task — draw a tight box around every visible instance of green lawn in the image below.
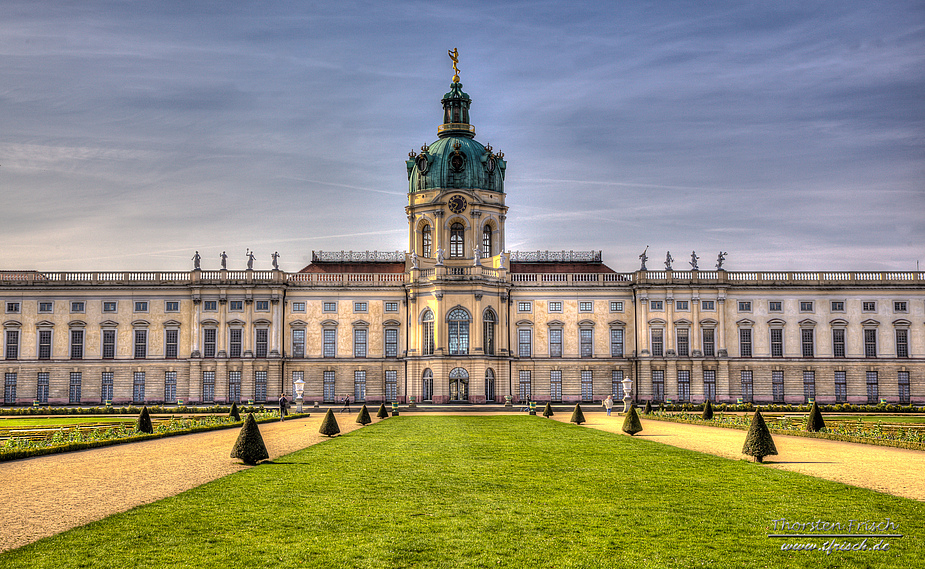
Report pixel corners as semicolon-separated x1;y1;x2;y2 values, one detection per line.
2;416;922;568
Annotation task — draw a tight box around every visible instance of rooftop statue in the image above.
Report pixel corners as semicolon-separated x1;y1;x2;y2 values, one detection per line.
665;251;674;271
716;251;727;270
448;47;460;81
639;246;648;271
690;251;699;270
246;249;255;270
271;251;280;270
220;251;227;270
192;251;201;270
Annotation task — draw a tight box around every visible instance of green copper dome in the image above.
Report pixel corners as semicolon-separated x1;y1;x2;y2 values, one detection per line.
406;81;506;193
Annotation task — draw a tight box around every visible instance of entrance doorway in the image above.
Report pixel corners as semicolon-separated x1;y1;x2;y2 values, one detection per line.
449;367;469;402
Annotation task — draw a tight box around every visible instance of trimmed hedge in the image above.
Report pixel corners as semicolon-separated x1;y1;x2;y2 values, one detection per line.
376;404;389;419
569;404;586;425
319;409;341;437
230;414;269;465
806;401;825;432
742;411;777;463
135;406;154;434
542;402;554;418
356;405;372;425
622;405;643;436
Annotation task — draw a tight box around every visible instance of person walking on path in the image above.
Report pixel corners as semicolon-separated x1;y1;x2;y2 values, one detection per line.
278;394;288;420
603;395;614;416
340;394;351;413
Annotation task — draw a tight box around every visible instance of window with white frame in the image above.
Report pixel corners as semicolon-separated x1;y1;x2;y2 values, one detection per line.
610;328;624;357
323;328;336;358
482;225;492;256
291;371;303;402
354;302;368;313
202;371;215;403
548;328;562;358
652;370;664;401
548;301;562;313
204;300;217;311
134;301;148;312
801;328;815;358
254;371;267;402
769;301;782;312
69;372;82;404
133;371;145;403
740;370;753;402
483;309;496;356
165;329;179;359
770;327;784;357
832;327;846;358
323;371;335;403
37;372;49;403
354;370;366;401
323;302;337;313
39;301;54;313
800;301;814;312
101;328;116;359
611;370;623;398
579;328;593;358
701;300;715;311
549;370;562;401
164;371;177;403
228;371;241;402
862;301;876;312
894;301;908;313
292;329;305;358
518;328;532;358
354;328;367;358
579;301;593;313
385;328;399;358
676;328;689;357
896;328;909;358
292;301;306;312
4;372;16;405
518;301;532;313
422;369;433;401
4;329;20;360
203;328;216;358
677;370;690;402
100;372;113;403
5;302;20;314
650;300;663;311
866;371;879;404
738;301;751;312
650;328;664;357
385;370;398;401
255;300;269;311
610;301;624;312
229;300;243;312
449;223;464;258
38;329;52;360
830;301;845;312
518;370;531;401
255;328;268;358
834;370;847;403
133;328;147;359
229;328;242;358
772;370;784;403
803;370;815;403
739;328;752;357
421;310;434;356
898;371;910;404
384;301;399;312
422;224;432;258
675;300;689;311
71;301;85;313
447;308;470;355
485;368;495;402
165;301;180;312
864;328;877;358
702;328;715;357
703;370;716;402
581;370;593;401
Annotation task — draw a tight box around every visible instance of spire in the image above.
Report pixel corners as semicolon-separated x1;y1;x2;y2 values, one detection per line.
438;48;475;139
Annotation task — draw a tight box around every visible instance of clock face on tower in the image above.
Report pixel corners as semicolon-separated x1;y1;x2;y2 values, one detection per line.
447;195;467;214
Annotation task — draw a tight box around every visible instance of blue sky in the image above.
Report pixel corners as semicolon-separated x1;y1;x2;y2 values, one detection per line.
1;1;923;272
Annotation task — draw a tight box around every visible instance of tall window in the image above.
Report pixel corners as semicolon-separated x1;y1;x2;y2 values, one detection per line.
449;222;464;257
549;370;562;401
652;370;665;402
549;328;563;358
485;368;495;402
37;372;49;404
385;328;399;358
292;329;305;358
203;328;216;358
581;370;594;401
651;329;664;357
354;370;367;401
580;328;593;358
703;370;716;402
255;329;268;358
739;329;752;358
164;371;177;403
133;329;147;359
229;329;242;358
898;371;910;404
770;328;784;357
832;328;846;358
422;369;434;401
482;225;492;256
866;371;879;404
202;371;215;403
165;329;179;359
4;373;16;405
422;224;432;257
38;329;52;360
385;370;398;401
72;373;85;403
422;310;435;356
100;371;113;403
612;370;624;398
803;371;815;403
896;329;909;358
228;371;241;402
740;370;753;403
447;308;470;355
518;329;532;358
354;329;368;358
255;371;267;402
323;371;336;403
772;370;784;403
483;309;496;356
450;367;469;401
677;370;690;403
518;370;531;401
864;329;877;358
610;328;624;357
702;329;715;357
133;371;145;403
323;328;336;358
676;328;689;357
801;329;815;358
4;330;19;360
834;371;847;403
70;329;84;360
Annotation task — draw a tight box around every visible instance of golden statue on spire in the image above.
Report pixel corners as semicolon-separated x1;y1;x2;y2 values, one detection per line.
448;47;460;82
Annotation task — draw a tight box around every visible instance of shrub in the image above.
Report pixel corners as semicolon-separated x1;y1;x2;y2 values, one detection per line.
377;404;389;419
806;401;826;432
643;400;652;415
230;414;269;465
356;405;372;425
229;401;241;422
569;404;586;425
702;400;714;421
542;402;554;418
319;409;341;437
622;405;643;436
742;411;777;463
135;406;154;434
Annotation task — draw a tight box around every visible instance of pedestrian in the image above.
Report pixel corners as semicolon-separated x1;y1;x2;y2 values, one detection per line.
603;394;614;416
278;393;288;421
341;394;351;413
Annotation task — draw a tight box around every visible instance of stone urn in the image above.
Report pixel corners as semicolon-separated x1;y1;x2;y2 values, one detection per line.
621;377;633;413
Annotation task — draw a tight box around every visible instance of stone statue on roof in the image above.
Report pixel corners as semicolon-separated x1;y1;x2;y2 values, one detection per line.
665;251;673;271
716;251;727;270
690;251;699;270
192;251;201;270
246;249;255;270
639;246;648;271
271;251;280;270
220;251;227;270
448;47;460;80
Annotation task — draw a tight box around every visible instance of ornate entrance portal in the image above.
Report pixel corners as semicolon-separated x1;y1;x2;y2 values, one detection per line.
449;367;469;402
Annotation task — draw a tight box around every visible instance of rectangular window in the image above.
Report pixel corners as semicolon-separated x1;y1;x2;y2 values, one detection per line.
323;329;336;358
580;329;593;358
610;328;624;357
228;371;241;402
134;329;147;359
423;320;434;356
739;329;752;357
866;371;879;404
898;371;910;404
229;300;243;311
801;329;814;358
202;371;215;403
862;301;876;312
323;302;337;312
518;370;531;401
676;328;689;357
703;370;716;402
292;329;305;358
385;328;399;358
134;301;148;312
99;329;115;360
772;370;785;403
894;301;908;313
164;371;177;403
738;301;751;312
71;301;85;313
896;329;909;358
323;371;336;403
229;329;242;358
518;301;532;313
103;301;117;313
255;300;269;311
4;372;16;405
354;371;366;402
550;370;562;401
701;300;715;311
354;329;367;358
165;329;179;359
611;370;624;398
803;371;816;403
518;329;532;358
610;301;623;312
69;372;82;404
133;371;145;403
834;371;847;403
677;370;690;402
830;301;844;312
770;328;784;357
204;300;217;311
70;329;84;359
37;372;49;404
292;301;306;312
651;329;664;357
740;370;753;403
100;371;113;403
702;329;715;357
652;370;664;402
39;302;54;313
385;370;398;401
675;300;689;311
864;329;877;358
384;301;399;312
255;329;268;358
548;301;562;313
800;301;814;312
769;301;782;312
650;300;663;311
38;329;53;359
548;328;562;358
254;371;267;402
354;302;368;313
579;301;593;312
203;328;216;358
832;328;846;358
165;301;180;312
6;302;20;313
5;330;19;360
581;370;593;401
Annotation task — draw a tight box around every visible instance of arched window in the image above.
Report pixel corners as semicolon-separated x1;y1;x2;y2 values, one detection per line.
485;368;495;402
450;222;464;257
483;308;496;355
447;308;470;355
422;310;435;355
449;367;469;401
422;369;434;401
422;224;432;258
482;225;492;256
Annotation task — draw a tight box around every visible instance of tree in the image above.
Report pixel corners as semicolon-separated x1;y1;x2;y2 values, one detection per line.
376;403;389;419
622;404;643;435
643;400;652;415
319;408;341;437
135;406;154;434
701;400;714;421
742;411;778;463
229;401;241;421
356;405;372;425
230;413;269;465
569;404;586;425
806;401;826;432
542;402;554;417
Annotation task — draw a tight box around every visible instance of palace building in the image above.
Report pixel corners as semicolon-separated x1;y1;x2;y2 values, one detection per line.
2;67;923;408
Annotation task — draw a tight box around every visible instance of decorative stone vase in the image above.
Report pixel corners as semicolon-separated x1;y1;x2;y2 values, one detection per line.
621;377;633;413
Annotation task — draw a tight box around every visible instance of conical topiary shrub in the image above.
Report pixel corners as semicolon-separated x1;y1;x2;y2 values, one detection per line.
702;400;714;421
135;406;154;434
569;404;586;425
742;410;778;463
229;401;241;421
806;401;826;432
542;402;554;417
356;405;372;425
376;403;389;419
643;400;652;415
622;404;643;435
230;413;269;465
319;408;341;437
